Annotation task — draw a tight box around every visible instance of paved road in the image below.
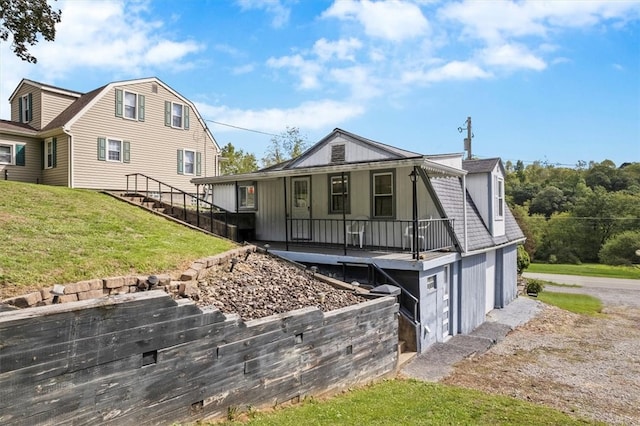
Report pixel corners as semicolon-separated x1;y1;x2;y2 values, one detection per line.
523;272;640;290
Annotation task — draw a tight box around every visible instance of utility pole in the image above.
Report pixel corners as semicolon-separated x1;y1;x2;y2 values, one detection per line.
458;116;473;160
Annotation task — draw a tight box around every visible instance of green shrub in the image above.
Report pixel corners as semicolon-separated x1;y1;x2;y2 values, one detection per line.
599;230;640;266
517;245;530;274
526;279;545;294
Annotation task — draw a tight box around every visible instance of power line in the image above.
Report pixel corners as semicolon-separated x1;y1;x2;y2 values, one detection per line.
206;119;279;137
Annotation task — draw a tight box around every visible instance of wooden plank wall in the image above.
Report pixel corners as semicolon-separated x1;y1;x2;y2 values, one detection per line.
0;291;398;425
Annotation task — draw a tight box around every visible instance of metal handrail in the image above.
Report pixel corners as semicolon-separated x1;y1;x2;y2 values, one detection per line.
125;173;232;238
370;263;420;324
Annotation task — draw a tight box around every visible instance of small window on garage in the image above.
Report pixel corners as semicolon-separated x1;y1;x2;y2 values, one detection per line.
426;275;436;291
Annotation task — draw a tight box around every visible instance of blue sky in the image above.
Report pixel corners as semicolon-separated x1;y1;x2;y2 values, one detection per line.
1;0;639;167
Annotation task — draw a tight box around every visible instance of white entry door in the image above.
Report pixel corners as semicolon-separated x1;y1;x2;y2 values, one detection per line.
291;176;311;240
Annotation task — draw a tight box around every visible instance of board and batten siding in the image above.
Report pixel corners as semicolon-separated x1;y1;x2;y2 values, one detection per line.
458;253;486;334
212;183;236;212
484;250;496;314
0;134;41;183
293;135;391;168
495;245;518;308
255;178;286;241
42;134;68;187
69;81;218;192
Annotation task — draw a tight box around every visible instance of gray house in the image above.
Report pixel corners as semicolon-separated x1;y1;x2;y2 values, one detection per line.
193;128;525;352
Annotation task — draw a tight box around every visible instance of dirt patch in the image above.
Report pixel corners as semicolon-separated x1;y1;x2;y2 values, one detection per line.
443;293;640;425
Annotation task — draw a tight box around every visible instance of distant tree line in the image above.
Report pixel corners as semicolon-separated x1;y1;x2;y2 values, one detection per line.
506;159;640;266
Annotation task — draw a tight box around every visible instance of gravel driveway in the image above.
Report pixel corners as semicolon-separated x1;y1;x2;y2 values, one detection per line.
442;277;640;425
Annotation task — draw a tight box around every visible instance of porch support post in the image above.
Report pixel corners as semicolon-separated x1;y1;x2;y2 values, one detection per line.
283;177;289;251
410;167;419;260
342;171;347;256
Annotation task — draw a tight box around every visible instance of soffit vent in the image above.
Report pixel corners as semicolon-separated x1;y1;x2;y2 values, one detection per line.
331;144;345;163
151;84;158;94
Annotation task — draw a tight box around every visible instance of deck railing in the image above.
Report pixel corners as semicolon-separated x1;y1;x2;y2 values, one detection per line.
285;217;455;253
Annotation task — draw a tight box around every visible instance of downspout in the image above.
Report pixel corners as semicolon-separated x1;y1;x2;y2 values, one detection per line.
462;174;467;253
62;126;74;188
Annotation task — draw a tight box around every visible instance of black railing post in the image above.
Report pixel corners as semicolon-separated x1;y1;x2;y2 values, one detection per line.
341;172;347;256
284;177;289;251
158;182;162;203
183;193;187;221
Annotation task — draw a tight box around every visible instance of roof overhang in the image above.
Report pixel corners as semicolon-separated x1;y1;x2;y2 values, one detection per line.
192;156;466;185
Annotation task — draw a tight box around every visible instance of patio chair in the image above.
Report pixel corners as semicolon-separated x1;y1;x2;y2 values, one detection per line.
346;218;367;248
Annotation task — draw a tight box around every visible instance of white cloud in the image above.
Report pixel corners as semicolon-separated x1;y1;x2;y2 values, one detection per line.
439;0;640;43
402;61;492;84
266;54;323;90
236;0;291;28
196;99;365;133
329;66;382;100
480;44;547;71
26;0;204;78
323;0;429;42
313;38;363;62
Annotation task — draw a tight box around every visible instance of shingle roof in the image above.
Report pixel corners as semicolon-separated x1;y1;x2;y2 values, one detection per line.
430;175;524;252
0;119;38;135
40;85;106;132
463;158;501;174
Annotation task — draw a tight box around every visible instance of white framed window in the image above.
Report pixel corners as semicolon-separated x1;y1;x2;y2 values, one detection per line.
124;91;137;120
239;183;256;209
372;171;394;218
172;103;183;128
0;144;13;164
107;138;122;162
183;149;195;174
165;101;189;130
21;95;30;123
495;176;505;219
45;139;55;169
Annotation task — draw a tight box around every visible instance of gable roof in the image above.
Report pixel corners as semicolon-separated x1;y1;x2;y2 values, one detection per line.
40;85;106;132
8;78;83;103
430;175;524;252
463;158;504;175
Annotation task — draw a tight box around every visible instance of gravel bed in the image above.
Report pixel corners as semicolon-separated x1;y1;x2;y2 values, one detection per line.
194;252;367;321
443;288;640;425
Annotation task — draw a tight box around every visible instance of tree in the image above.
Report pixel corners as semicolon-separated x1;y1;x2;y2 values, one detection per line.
262;126;309;167
599;230;640;266
219;143;258;175
529;185;566;218
0;0;62;63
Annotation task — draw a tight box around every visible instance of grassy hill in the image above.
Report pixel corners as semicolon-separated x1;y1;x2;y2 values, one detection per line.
0;181;235;298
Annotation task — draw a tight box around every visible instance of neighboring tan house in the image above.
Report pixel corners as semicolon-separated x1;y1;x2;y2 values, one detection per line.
192;128;525;352
1;78;219;192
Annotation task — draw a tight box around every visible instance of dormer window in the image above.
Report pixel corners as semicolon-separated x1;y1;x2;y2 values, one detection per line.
495;176;504;219
19;94;32;123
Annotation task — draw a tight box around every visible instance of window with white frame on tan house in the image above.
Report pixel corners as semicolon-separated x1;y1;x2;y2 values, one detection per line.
19;93;32;123
97;137;130;163
177;148;201;176
115;89;145;122
165;102;190;130
329;173;350;214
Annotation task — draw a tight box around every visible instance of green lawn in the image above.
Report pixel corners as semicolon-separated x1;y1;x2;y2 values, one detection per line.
534;292;603;315
211;379;598;425
0;181;235;294
527;262;640;279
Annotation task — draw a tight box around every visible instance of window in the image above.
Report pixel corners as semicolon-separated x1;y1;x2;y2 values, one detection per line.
426;275;436;291
183;149;195;174
165;101;190;129
172;103;183;128
0;144;12;164
124;91;137;119
329;173;350;214
372;171;394;218
495;176;504;219
45;138;58;169
97;137;130;163
238;183;256;209
177;149;200;175
107;139;122;162
21;95;31;123
115;89;144;121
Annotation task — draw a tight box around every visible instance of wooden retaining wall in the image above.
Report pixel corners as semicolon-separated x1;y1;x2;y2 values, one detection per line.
0;291;398;425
